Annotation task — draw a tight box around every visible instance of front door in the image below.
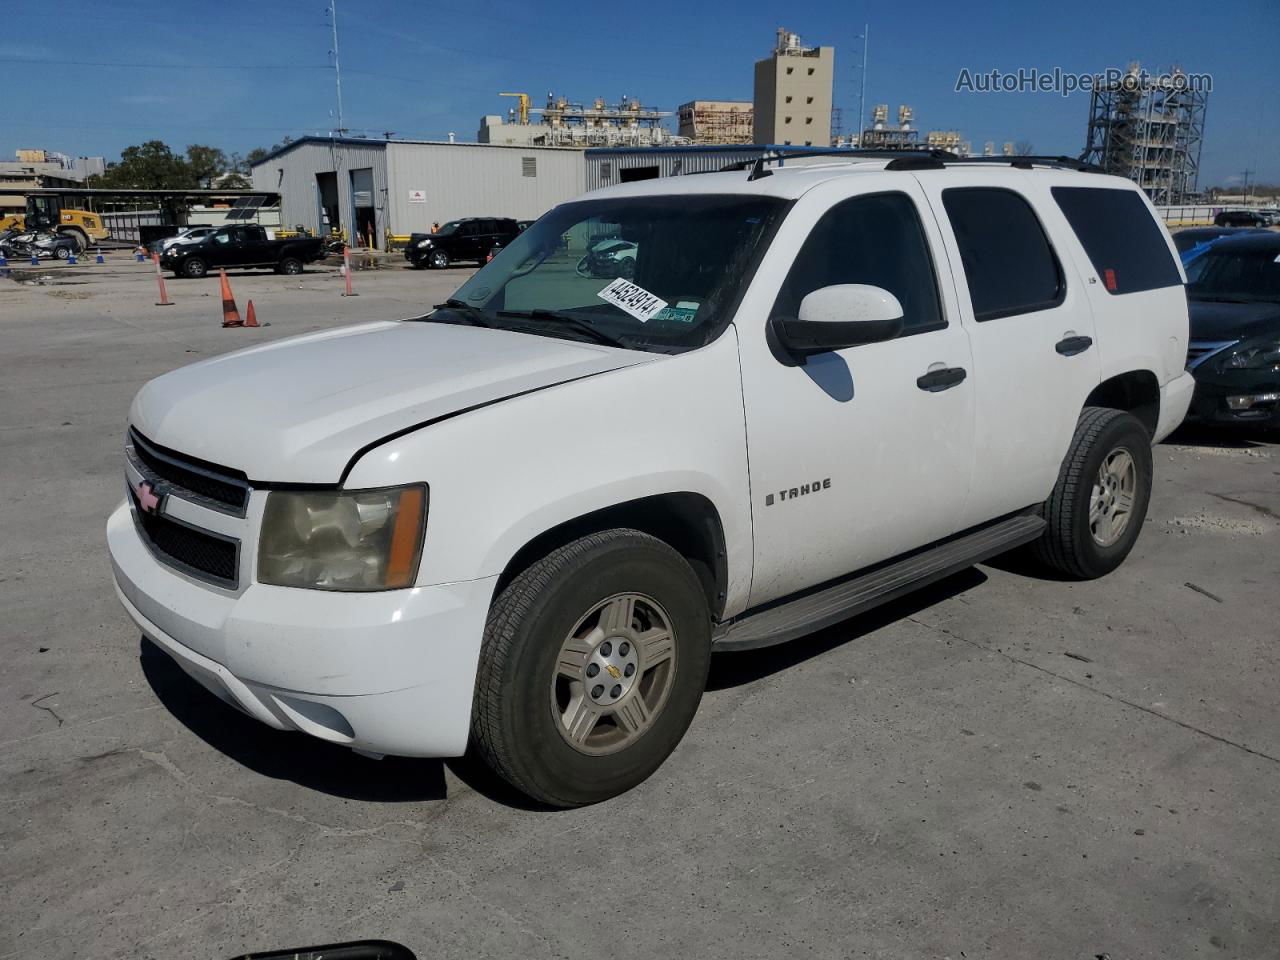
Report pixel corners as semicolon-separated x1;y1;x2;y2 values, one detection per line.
737;176;976;607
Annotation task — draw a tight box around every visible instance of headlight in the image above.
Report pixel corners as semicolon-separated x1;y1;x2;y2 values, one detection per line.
416;238;433;248
257;484;427;591
1216;338;1280;372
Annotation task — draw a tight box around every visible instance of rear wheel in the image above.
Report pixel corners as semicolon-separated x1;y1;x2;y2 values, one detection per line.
471;529;711;807
278;256;303;275
55;246;71;260
61;228;89;252
1033;406;1152;579
181;257;208;279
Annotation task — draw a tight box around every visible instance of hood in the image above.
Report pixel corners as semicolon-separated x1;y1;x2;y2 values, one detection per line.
1188;299;1280;342
131;320;652;483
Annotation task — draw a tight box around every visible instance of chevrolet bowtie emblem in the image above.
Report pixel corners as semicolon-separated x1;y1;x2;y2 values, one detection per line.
135;479;161;514
605;664;622;680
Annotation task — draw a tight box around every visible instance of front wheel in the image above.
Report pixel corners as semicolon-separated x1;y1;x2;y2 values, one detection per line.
181;257;208;278
1033;407;1153;579
429;249;449;269
471;529;711;807
55;246;71;260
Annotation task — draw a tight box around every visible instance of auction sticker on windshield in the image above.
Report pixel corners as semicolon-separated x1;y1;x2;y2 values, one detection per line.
597;278;668;323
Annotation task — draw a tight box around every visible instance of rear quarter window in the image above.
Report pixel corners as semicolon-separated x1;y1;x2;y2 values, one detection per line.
1051;187;1181;295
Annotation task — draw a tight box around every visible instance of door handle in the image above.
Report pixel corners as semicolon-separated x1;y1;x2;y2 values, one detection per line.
916;366;967;392
1055;335;1093;356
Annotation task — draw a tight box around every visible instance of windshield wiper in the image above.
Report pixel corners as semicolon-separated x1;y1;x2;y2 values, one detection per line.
419;298;496;327
497;309;630;348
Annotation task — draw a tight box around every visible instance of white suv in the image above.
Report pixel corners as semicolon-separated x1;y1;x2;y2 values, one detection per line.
108;155;1194;806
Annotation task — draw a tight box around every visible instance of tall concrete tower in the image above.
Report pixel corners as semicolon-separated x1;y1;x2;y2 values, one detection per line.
753;28;835;146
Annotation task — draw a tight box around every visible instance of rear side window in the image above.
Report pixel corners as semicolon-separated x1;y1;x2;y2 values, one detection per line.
773;192;944;336
1052;187;1181;294
942;187;1063;322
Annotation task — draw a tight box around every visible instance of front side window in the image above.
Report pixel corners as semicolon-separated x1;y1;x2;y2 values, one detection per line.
1052;186;1181;294
942;187;1063;321
772;192;944;336
444;195;787;354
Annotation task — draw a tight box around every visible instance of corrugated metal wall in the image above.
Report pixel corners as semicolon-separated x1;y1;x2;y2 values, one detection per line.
584;148;768;191
250;140;389;239
385;142;586;234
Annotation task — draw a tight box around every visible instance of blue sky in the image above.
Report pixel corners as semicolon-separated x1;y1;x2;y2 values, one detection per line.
3;0;1276;186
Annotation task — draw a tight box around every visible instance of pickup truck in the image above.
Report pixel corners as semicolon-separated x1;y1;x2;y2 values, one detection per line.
109;154;1194;806
160;224;326;278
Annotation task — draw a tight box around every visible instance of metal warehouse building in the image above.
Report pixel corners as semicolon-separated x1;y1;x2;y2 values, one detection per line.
583;144;841;191
250;137;586;248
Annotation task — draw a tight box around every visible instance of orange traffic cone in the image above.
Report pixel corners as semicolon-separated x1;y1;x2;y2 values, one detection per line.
220;269;242;327
244;299;258;327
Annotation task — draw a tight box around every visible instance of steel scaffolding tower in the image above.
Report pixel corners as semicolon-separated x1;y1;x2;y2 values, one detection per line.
1082;63;1208;204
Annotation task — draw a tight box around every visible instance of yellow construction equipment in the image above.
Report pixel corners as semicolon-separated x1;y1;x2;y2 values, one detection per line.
499;92;531;125
1;196;109;250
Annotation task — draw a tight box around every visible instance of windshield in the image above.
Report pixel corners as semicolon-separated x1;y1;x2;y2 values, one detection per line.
1187;249;1280;303
435;221;462;236
444;195;787;353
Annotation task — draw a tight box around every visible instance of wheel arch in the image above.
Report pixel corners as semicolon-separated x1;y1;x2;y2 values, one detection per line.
494;492;729;620
1084;370;1160;438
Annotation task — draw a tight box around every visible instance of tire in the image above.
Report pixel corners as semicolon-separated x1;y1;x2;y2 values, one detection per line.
182;257;208;279
1032;406;1153;579
61;228;89;252
429;249;449;269
471;529;712;807
55;246;70;260
617;258;636;280
278;257;303;275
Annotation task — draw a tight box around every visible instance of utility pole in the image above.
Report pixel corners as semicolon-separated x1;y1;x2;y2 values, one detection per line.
330;0;345;135
856;25;869;147
1241;168;1253;204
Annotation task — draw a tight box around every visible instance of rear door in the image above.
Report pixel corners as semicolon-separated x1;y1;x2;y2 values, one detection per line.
240;225;269;265
916;170;1101;528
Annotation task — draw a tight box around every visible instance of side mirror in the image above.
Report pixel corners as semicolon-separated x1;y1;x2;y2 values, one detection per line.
770;284;905;361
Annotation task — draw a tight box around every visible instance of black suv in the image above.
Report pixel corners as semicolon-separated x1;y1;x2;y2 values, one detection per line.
1214;209;1269;228
406;218;520;269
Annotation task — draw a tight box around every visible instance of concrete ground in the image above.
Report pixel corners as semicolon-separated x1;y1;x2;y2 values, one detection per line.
1;255;1277;960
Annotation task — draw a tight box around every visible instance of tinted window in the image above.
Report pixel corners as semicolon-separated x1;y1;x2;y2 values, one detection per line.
942;187;1063;321
773;192;944;336
1052;187;1180;294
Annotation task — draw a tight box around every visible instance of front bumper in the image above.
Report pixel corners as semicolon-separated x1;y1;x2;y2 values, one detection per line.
1187;369;1280;428
108;501;497;757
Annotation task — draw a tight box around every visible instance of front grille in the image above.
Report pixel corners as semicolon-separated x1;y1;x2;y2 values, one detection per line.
131;489;239;587
1186;340;1238;370
129;429;249;514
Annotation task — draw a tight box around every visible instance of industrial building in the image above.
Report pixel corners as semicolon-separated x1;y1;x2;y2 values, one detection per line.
478;93;685;148
249;136;586;246
583;144;849;191
1082;63;1207;204
1;149;104;222
677;101;754;144
752;29;834;146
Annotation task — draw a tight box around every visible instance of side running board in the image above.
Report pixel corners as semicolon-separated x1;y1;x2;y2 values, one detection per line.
712;514;1046;652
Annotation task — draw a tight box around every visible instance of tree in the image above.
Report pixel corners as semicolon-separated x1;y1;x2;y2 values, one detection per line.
1014;140;1035;156
244;147;269;168
217;172;252;189
88;140;196;190
185;144;229;187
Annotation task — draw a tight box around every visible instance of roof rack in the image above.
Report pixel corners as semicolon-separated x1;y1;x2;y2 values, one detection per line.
887;154;1105;174
721;148;960;180
719;148;1104;181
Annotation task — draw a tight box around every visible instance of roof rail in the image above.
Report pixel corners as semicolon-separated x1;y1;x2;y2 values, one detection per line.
724;147;960;179
941;155;1105;173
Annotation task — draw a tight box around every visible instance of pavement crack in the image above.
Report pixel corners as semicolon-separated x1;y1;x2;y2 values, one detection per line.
1206;491;1280;523
911;618;1280;768
30;692;64;727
